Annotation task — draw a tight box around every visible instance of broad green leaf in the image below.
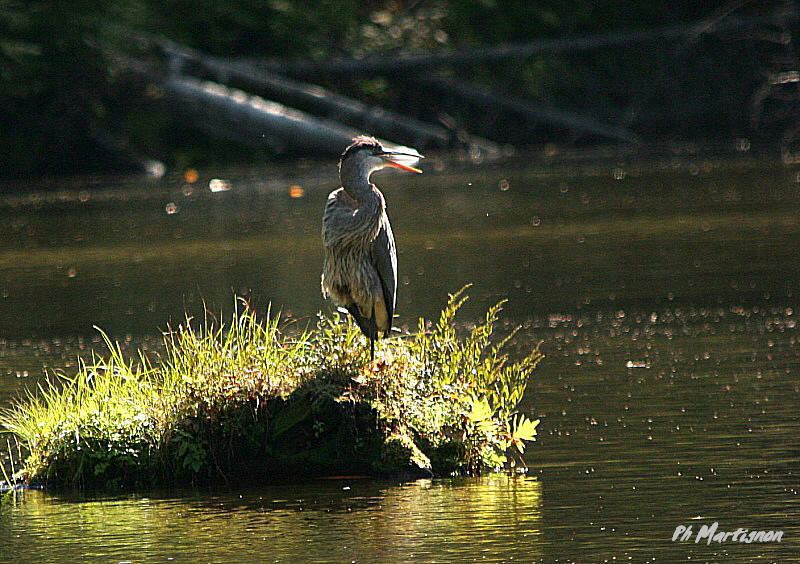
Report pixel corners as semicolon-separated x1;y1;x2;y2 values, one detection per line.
467;398;492;423
514;416;539;441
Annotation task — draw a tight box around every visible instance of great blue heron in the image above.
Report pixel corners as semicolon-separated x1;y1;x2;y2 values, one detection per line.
321;136;423;360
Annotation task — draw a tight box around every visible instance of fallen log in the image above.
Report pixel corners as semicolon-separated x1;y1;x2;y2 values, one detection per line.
111;48;451;155
162;75;362;154
163;42;447;148
152;39;498;155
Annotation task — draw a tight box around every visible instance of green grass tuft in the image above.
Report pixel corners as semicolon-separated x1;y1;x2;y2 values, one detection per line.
0;289;542;489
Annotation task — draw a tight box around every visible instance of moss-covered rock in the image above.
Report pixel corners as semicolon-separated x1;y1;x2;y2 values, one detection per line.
378;430;432;477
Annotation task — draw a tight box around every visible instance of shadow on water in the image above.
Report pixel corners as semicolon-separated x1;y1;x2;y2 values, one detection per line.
1;154;799;560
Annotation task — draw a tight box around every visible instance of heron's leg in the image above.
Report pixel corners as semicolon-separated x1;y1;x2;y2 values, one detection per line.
370;307;376;361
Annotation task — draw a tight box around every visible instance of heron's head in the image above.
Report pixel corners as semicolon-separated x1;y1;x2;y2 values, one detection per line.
339;135;424;178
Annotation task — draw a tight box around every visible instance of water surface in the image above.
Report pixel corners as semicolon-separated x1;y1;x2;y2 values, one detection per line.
1;154;798;560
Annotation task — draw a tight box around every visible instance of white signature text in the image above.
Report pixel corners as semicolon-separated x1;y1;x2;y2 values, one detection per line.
672;522;783;544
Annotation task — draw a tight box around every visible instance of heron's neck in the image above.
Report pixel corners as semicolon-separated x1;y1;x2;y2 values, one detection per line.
339;162;384;242
340;160;379;205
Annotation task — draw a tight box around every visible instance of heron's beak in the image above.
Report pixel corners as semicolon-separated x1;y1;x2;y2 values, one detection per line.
378;150;424;174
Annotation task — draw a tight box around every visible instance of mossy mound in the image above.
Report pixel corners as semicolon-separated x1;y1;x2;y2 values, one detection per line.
1;287;542;489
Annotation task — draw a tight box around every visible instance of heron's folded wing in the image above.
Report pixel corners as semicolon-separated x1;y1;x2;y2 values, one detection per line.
371;218;397;334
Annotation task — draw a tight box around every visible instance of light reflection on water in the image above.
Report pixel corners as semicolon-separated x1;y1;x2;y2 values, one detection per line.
1;476;543;562
1;155;799;560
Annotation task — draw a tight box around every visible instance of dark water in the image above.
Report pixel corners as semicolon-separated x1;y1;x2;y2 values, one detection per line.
1;154;799;560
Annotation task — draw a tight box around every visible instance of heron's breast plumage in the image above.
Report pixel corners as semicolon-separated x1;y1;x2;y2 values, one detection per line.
320;187;385;313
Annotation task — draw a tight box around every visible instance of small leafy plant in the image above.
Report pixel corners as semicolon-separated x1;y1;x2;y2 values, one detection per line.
404;285;542;471
0;288;542;489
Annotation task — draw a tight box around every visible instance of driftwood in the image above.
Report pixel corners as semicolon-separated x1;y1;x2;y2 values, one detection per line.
163;76;363;154
109;48;364;154
156;40;497;154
